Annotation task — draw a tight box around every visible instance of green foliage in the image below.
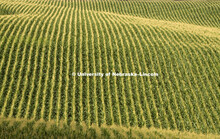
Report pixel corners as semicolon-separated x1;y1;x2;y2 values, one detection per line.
0;0;219;138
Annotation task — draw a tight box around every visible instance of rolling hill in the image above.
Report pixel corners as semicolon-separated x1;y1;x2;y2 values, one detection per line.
0;0;219;138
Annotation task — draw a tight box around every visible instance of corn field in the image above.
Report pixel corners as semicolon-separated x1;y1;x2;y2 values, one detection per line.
0;0;219;138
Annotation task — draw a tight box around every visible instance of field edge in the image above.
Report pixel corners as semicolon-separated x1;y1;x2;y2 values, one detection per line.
0;117;220;139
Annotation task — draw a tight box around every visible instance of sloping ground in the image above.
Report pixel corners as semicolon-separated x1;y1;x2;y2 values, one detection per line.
0;0;219;138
